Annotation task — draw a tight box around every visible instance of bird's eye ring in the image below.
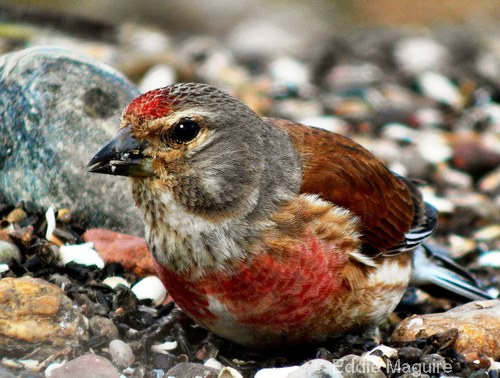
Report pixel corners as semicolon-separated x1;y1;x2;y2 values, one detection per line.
170;120;200;144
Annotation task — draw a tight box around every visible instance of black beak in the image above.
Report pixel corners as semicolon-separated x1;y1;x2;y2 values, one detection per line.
87;125;154;177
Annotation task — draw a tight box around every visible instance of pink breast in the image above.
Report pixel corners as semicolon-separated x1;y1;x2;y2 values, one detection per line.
153;236;349;332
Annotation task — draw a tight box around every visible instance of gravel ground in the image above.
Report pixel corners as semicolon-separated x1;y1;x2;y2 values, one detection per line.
0;5;499;378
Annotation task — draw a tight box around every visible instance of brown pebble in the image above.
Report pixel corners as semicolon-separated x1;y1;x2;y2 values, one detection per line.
82;228;155;277
0;276;87;359
392;300;500;361
5;208;27;224
56;208;72;223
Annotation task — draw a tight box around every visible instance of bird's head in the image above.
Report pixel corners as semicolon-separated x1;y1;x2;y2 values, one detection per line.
88;83;299;220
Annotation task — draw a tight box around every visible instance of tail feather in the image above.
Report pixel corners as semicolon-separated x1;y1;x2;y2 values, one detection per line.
411;244;495;301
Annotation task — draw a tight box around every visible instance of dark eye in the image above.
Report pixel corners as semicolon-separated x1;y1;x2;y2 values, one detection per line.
170;120;200;144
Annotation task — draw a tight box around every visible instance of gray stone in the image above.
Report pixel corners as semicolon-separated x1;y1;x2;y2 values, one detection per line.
165;362;219;378
109;339;135;368
0;240;21;264
89;316;120;341
0;46;143;235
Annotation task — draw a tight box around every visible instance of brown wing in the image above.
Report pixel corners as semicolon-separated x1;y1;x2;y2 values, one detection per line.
267;118;415;254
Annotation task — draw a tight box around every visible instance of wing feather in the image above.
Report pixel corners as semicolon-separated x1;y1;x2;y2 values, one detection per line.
268;118;427;255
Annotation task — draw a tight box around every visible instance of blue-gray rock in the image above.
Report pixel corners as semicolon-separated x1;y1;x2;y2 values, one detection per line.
0;47;143;235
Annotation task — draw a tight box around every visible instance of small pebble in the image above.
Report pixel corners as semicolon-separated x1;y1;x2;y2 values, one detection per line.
45;362;65;377
151;352;177;371
145;369;165;378
270;56;310;93
420;354;447;372
165;362;219;378
131;276;167;306
203;358;223;371
102;276;131;289
47;354;119;378
420;187;455;213
448;234;476;259
302;356;358;378
477;251;500;268
218;367;243;378
254;366;299;378
48;273;72;288
45;207;56;241
478;167;500;193
417;71;463;109
437;166;473;189
89;316;119;340
363;354;386;369
56;208;72;223
0;240;21;263
58;243;105;268
394;37;448;74
398;346;423;363
151;340;178;354
473;225;500;241
412;107;443;128
109;339;135;368
416;130;453;164
381;123;416;143
300;115;349;134
139;64;176;93
5;207;27;223
367;345;398;359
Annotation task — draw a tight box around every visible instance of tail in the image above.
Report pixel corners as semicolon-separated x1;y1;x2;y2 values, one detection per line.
410;243;495;301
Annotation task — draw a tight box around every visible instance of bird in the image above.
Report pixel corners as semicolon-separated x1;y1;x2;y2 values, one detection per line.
88;82;492;349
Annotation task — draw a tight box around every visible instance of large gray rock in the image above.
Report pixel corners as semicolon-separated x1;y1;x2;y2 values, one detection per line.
0;46;144;235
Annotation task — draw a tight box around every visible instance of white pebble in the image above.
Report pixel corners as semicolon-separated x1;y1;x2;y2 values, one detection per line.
109;339;135;368
421;187;455;213
45;206;56;241
254;366;299;378
367;344;398;359
288;359;342;378
394;37;448;74
131;276;167;306
58;243;105;268
204;358;223;370
487;287;499;299
382;123;416;142
417;71;463;109
0;263;10;273
218;366;243;378
473;225;500;241
477;251;500;268
139;64;176;93
150;340;178;354
271;56;310;90
45;361;66;377
103;276;130;289
416;130;453;164
413;107;443;127
300;115;349;134
363;354;386;369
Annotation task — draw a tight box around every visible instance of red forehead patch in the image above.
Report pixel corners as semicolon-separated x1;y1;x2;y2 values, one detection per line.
124;88;178;120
